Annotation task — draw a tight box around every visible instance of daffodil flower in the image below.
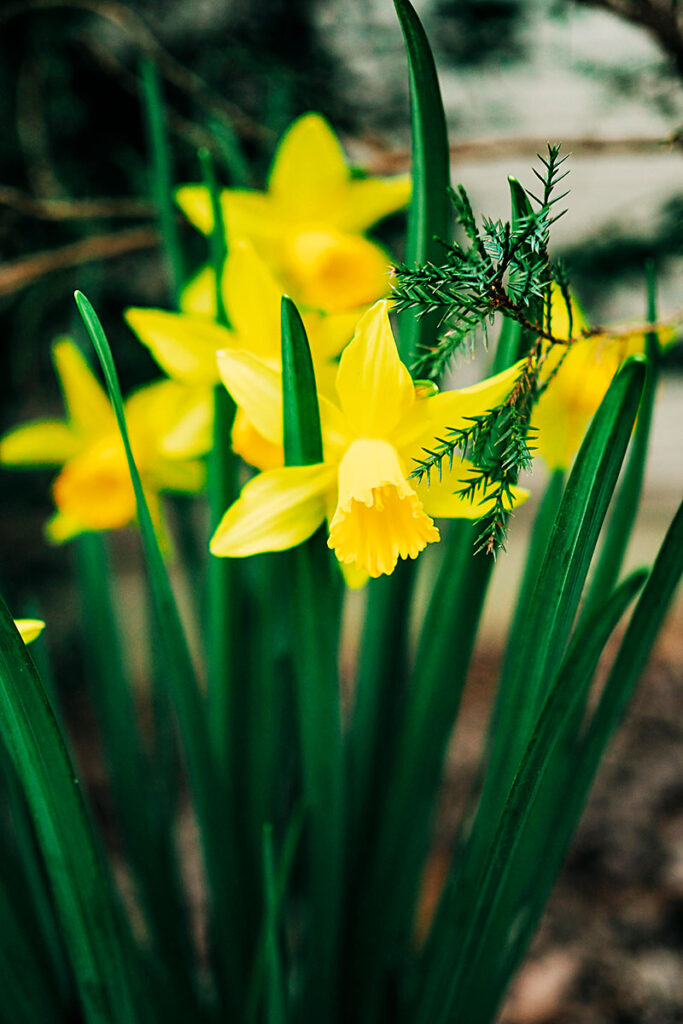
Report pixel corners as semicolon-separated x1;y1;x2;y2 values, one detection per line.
0;339;211;542
210;300;526;580
125;241;359;470
15;619;45;644
175;113;411;314
532;289;674;470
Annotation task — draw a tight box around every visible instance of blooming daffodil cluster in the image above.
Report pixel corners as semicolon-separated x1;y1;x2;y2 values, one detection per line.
0;339;210;541
176;112;411;316
211;300;526;580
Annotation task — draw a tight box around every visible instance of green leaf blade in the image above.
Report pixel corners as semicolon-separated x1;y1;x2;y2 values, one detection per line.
0;601;139;1024
394;0;451;364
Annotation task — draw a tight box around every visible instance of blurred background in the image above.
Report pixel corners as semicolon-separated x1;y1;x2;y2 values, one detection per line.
0;2;681;1020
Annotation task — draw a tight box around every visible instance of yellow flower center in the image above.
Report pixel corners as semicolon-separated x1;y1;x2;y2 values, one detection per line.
284;227;390;312
53;441;136;530
328;439;439;578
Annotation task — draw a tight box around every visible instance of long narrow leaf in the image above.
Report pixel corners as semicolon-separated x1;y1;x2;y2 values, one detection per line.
473;498;683;1023
421;569;646;1024
394;0;451;364
140;59;184;305
582;265;660;618
74;291;241;1011
281;296;343;1020
0;598;139;1023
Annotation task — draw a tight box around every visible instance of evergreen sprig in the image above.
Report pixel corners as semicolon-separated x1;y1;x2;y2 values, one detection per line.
393;145;570;381
394;145;573;553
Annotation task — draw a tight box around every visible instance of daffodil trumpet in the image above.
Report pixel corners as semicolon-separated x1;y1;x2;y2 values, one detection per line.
210;300;527;581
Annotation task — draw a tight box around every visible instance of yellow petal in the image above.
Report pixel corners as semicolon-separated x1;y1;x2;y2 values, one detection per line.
216;349;283;446
210;463;333;557
124;380;213;460
150;457;206;494
327;438;439;578
222;241;282;358
176;184;281;252
125;308;230;385
175;184;213;234
533;339;619;470
222;191;284;250
283;228;391;312
0;421;80;465
232;409;284;471
303;308;361;363
335;300;414;436
45;509;83;544
52;338;113;437
268;113;349;220
416;457;529;519
180;265;217;318
15;619;45;644
395;360;525;453
335;175;412;233
549;286;588;340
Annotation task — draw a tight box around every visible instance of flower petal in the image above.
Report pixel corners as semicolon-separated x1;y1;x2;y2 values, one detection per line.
210;463;333;557
268;113;349;220
416;457;529;519
14;619;45;644
335;299;414;436
125;308;231;385
395;360;525;453
303;308;361;363
180;265;217;318
175;184;213;234
216;349;283;445
124;380;213;460
222;241;282;357
232;409;284;471
335;175;411;233
52;338;113;437
0;421;80;465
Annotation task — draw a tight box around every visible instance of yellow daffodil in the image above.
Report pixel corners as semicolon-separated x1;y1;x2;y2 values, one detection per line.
210;300;526;580
175;113;411;314
15;619;45;644
532;289;675;470
0;339;210;541
125;241;359;470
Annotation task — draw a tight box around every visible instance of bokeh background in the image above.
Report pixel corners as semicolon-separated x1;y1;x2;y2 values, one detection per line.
0;2;681;1020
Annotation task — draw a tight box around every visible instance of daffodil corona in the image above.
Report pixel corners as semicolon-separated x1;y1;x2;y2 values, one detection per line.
175;113;411;315
0;339;210;541
211;301;526;580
